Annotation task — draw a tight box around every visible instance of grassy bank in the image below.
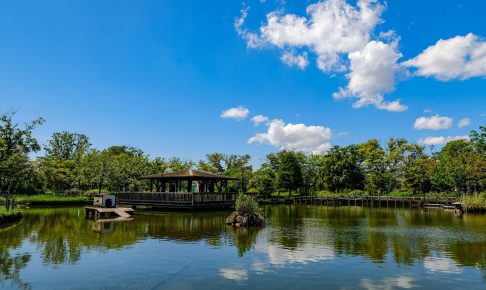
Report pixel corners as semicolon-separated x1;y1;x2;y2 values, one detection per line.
2;195;89;206
461;194;486;212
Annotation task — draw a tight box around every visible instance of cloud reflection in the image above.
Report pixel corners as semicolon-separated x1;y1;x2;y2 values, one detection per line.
256;243;335;266
360;276;415;290
219;268;248;281
423;255;462;274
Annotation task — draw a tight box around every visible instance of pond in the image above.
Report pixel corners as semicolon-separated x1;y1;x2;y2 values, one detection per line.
1;205;486;289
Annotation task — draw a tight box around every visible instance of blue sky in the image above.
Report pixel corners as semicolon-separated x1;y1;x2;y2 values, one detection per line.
0;0;485;164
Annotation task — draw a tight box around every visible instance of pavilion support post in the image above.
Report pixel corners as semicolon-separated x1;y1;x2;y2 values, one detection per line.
150;179;153;192
209;181;215;192
162;181;166;192
187;178;192;193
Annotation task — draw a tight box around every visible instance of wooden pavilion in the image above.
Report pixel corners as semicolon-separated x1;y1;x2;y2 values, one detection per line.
117;170;238;209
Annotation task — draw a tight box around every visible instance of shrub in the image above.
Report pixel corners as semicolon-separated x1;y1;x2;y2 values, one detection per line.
349;190;366;196
235;193;261;215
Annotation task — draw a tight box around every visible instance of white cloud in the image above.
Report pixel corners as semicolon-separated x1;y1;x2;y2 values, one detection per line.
258;0;385;72
280;51;309;69
219;268;248;281
251;115;270;126
423;109;433;113
248;119;332;153
457;117;471;128
220;106;250;121
234;5;264;48
333;40;407;111
236;1;410;112
413;115;453;130
418;135;470;146
404;33;486;81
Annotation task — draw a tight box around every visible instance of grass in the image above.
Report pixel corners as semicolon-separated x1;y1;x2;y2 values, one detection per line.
461;194;486;212
11;194;88;205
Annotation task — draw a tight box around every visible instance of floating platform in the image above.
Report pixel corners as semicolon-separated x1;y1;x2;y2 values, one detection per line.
84;206;135;219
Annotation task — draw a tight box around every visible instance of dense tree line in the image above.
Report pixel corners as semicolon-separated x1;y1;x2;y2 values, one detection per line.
0;111;485;196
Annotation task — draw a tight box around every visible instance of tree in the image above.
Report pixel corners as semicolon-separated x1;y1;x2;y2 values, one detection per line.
0;111;44;194
403;157;436;194
248;163;275;197
40;131;91;191
198;153;252;192
266;150;303;195
321;145;365;192
44;131;90;160
358;140;388;194
167;157;194;172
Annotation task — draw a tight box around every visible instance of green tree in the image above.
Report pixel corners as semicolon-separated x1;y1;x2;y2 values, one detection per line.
266;150;304;196
321;145;365;192
0;111;44;194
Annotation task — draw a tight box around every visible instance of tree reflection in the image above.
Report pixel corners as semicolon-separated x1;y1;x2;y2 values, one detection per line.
226;225;263;256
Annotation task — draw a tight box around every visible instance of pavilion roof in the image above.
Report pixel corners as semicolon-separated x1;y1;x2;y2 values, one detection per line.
141;169;238;180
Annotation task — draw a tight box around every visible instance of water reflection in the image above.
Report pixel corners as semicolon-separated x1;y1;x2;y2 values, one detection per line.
1;205;486;289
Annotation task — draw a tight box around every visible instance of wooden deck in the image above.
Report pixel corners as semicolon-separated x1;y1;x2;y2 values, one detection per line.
117;192;237;209
84;206;135;219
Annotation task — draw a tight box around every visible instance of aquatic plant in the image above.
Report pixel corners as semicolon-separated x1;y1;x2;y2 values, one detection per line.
461;193;486;212
235;193;261;216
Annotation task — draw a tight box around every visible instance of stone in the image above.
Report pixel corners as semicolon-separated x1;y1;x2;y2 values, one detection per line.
225;211;266;227
226;211;239;225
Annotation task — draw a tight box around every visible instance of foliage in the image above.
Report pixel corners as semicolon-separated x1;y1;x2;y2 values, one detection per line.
198;153;252;192
0;112;44;194
349;190;367;196
235;193;261;215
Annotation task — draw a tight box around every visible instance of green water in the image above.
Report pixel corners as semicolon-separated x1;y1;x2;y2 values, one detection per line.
1;205;486;289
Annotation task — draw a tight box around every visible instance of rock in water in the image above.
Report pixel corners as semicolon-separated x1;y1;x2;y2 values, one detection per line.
225;211;266;227
226;211;239;225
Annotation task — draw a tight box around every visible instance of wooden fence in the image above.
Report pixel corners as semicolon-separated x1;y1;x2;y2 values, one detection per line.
294;195;458;207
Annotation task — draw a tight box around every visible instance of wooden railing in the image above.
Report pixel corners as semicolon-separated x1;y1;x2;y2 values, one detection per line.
294;195;458;207
117;192;237;207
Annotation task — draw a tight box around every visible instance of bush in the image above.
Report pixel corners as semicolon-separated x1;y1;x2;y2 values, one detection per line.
235;193;261;215
349;190;367;196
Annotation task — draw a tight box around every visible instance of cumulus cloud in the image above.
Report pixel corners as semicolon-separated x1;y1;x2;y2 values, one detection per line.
418;135;470;146
413;115;453;130
280;51;309;69
248;119;332;153
457;117;471;128
404;33;486;81
258;0;385;72
333;40;407;111
235;0;411;111
251;115;270;126
220;106;250;121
